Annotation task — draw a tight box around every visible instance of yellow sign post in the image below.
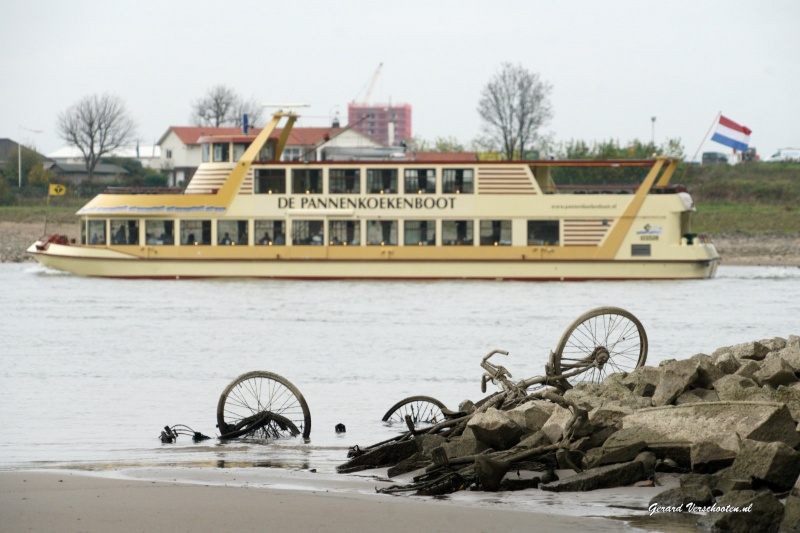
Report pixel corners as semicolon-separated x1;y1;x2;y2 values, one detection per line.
45;183;67;235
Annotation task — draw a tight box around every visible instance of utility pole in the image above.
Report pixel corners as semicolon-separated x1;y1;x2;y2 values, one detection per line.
651;116;656;145
18;125;43;188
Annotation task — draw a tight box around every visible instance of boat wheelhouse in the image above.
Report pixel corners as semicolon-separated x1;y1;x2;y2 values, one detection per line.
28;110;719;280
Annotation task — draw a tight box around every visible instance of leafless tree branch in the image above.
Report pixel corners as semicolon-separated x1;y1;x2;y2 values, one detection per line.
56;94;136;181
478;63;553;160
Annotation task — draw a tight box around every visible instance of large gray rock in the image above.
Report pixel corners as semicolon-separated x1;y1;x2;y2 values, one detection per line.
648;484;714;509
563;383;607;411
541;404;574;444
780;475;800;533
735;360;762;379
729;439;800;492
591;440;647;468
604;402;800;454
713;374;773;403
600;374;653;409
586;401;634;431
467;407;525;451
417;434;447;455
505;401;554;433
691;353;726;388
540;460;644;492
719;341;770;361
773;385;800;423
777;346;800;373
714;351;742;374
621;366;663;397
651;359;700;406
440;426;490;460
788;335;800;349
760;337;788;353
691;439;737;473
675;388;720;405
697;490;784;533
754;354;799;389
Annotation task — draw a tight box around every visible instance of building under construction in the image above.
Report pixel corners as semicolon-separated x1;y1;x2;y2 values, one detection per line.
347;63;412;147
347;103;412;147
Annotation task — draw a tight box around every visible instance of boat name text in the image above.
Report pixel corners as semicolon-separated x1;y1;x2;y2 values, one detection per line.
278;197;457;210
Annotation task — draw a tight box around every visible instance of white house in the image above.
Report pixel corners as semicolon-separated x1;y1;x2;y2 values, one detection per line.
157;124;384;187
47;144;162;169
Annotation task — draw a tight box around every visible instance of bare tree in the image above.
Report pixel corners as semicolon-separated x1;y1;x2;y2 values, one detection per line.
56;94;136;181
191;85;263;128
478;63;553;160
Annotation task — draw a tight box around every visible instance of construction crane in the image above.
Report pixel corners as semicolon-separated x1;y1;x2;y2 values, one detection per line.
353;63;383;104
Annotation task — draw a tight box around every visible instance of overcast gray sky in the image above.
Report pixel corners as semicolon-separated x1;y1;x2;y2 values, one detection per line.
2;0;798;160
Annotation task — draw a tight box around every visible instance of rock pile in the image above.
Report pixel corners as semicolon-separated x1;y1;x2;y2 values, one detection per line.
339;335;800;532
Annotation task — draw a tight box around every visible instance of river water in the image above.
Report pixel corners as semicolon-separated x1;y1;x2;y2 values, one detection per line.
1;262;799;475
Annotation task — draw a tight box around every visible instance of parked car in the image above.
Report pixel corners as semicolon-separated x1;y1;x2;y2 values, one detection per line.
765;148;800;162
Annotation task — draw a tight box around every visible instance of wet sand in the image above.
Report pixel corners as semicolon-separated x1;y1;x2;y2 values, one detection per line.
0;469;647;533
2;221;799;266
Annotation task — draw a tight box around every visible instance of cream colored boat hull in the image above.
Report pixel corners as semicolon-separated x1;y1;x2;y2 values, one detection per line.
28;243;718;280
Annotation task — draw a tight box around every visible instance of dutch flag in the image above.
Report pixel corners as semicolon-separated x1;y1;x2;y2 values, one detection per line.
711;115;752;152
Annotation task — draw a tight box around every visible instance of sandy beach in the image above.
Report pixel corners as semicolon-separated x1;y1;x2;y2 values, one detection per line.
0;469;652;533
2;220;799;266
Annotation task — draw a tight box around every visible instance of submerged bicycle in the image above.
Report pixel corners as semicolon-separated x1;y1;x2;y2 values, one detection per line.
216;371;312;440
381;306;648;428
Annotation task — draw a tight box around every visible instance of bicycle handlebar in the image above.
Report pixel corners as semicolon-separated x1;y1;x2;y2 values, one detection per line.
481;349;509;363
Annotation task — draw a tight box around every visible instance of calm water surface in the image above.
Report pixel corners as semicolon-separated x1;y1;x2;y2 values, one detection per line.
1;263;799;474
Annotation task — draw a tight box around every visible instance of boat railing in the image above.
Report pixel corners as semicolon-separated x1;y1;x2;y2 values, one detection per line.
102;187;188;195
555;184;687;194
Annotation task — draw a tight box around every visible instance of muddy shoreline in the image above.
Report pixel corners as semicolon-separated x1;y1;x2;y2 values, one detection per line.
2;221;799;266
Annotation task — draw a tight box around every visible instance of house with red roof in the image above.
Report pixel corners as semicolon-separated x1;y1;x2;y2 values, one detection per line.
157;124;384;186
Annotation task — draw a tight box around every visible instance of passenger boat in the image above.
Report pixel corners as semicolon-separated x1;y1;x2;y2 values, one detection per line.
28;110;719;280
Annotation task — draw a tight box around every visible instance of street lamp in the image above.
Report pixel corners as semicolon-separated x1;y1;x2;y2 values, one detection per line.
651;116;656;145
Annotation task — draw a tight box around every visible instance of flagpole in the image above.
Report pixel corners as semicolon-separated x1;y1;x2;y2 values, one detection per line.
680;111;722;181
44;188;50;236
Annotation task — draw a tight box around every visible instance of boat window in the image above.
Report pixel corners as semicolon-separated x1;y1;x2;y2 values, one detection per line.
282;147;301;161
366;220;398;245
202;144;210;162
213;143;230;162
256;144;275;162
292;220;324;245
443;169;474;194
88;219;106;245
367;169;398;194
218;220;248;245
442;220;474;245
329;220;360;245
181;220;211;245
404;220;436;246
233;143;249;162
632;244;651;257
145;220;175;245
255;220;285;245
480;220;511;246
111;220;139;245
255;169;286;194
80;220;86;245
404;169;436;194
329;169;361;194
527;220;560;245
292;169;323;194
